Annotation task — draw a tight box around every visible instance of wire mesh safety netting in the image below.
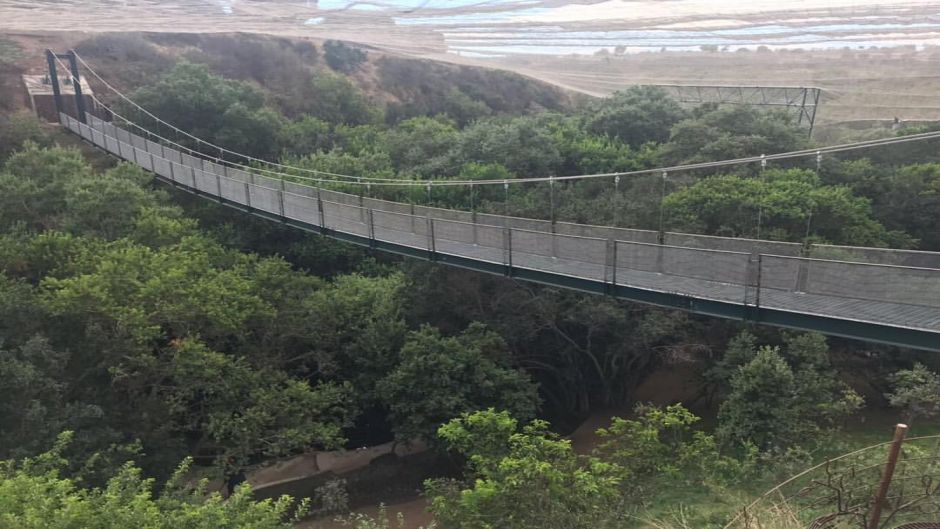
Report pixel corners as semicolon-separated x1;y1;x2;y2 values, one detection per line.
725;433;940;529
66;114;940;333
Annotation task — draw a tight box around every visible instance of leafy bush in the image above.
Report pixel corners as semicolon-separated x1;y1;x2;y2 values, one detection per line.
597;404;750;488
886;363;940;423
0;433;307;528
716;333;863;451
129;62;284;158
377;323;540;442
584;86;687;147
0;112;50;161
427;409;623;529
304;72;383;125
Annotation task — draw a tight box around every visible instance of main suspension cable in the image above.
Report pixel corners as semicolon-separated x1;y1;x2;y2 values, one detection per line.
71;51;940;188
75;51;408;184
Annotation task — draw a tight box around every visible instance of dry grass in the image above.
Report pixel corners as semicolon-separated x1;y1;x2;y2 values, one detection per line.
2;1;940;124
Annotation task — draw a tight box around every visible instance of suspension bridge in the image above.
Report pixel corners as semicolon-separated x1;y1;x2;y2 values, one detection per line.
45;50;940;352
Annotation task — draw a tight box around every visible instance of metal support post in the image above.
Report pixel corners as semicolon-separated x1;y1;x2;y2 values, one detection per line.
426;217;435;260
614;175;621;227
358;177;365;221
66;50;87;124
469;183;475;219
656;243;665;274
216;171;223;203
795;257;810;293
279;189;286;219
745;253;763;314
611;239;617;288
503;227;513;276
757;155;767;239
808;89;821;138
755;254;762;309
798;88;809;126
367;209;375;245
549;176;556;228
549;178;558;258
658;171;667;245
45;50;63;120
605;239;617;294
317;190;326;232
802;211;814;257
867;424;909;529
470;183;478;245
244;181;251;208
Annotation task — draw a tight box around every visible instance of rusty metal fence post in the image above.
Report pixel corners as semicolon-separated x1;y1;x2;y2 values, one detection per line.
867;423;909;529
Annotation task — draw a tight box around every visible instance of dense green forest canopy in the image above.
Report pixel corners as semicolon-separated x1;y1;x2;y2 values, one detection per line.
2;33;940;528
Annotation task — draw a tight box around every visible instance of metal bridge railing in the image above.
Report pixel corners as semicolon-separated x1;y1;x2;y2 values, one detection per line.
62;113;940;334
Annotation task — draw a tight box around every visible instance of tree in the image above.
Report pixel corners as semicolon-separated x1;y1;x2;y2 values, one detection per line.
0;336;102;460
40;237;277;348
402;262;693;415
214;102;286;159
717;333;862;451
717;346;799;450
454;116;562;177
290;148;395;183
583;86;688;147
439;87;492;126
305;72;382;125
886;363;940;423
324;40;367;73
568;134;654;175
130;62;283;157
278;115;333;156
817;159;940;250
63;164;161;240
0;111;49;161
0;433;305;528
662;105;807;164
705;330;758;391
596;404;731;485
0;147;193;244
385;116;459;176
137;339;356;466
0;145;91;232
864;164;940;250
662;168;912;246
306;273;409;403
377;323;540;442
427;409;623;529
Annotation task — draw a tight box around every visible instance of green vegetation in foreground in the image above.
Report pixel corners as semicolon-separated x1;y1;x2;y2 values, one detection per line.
2;33;940;528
